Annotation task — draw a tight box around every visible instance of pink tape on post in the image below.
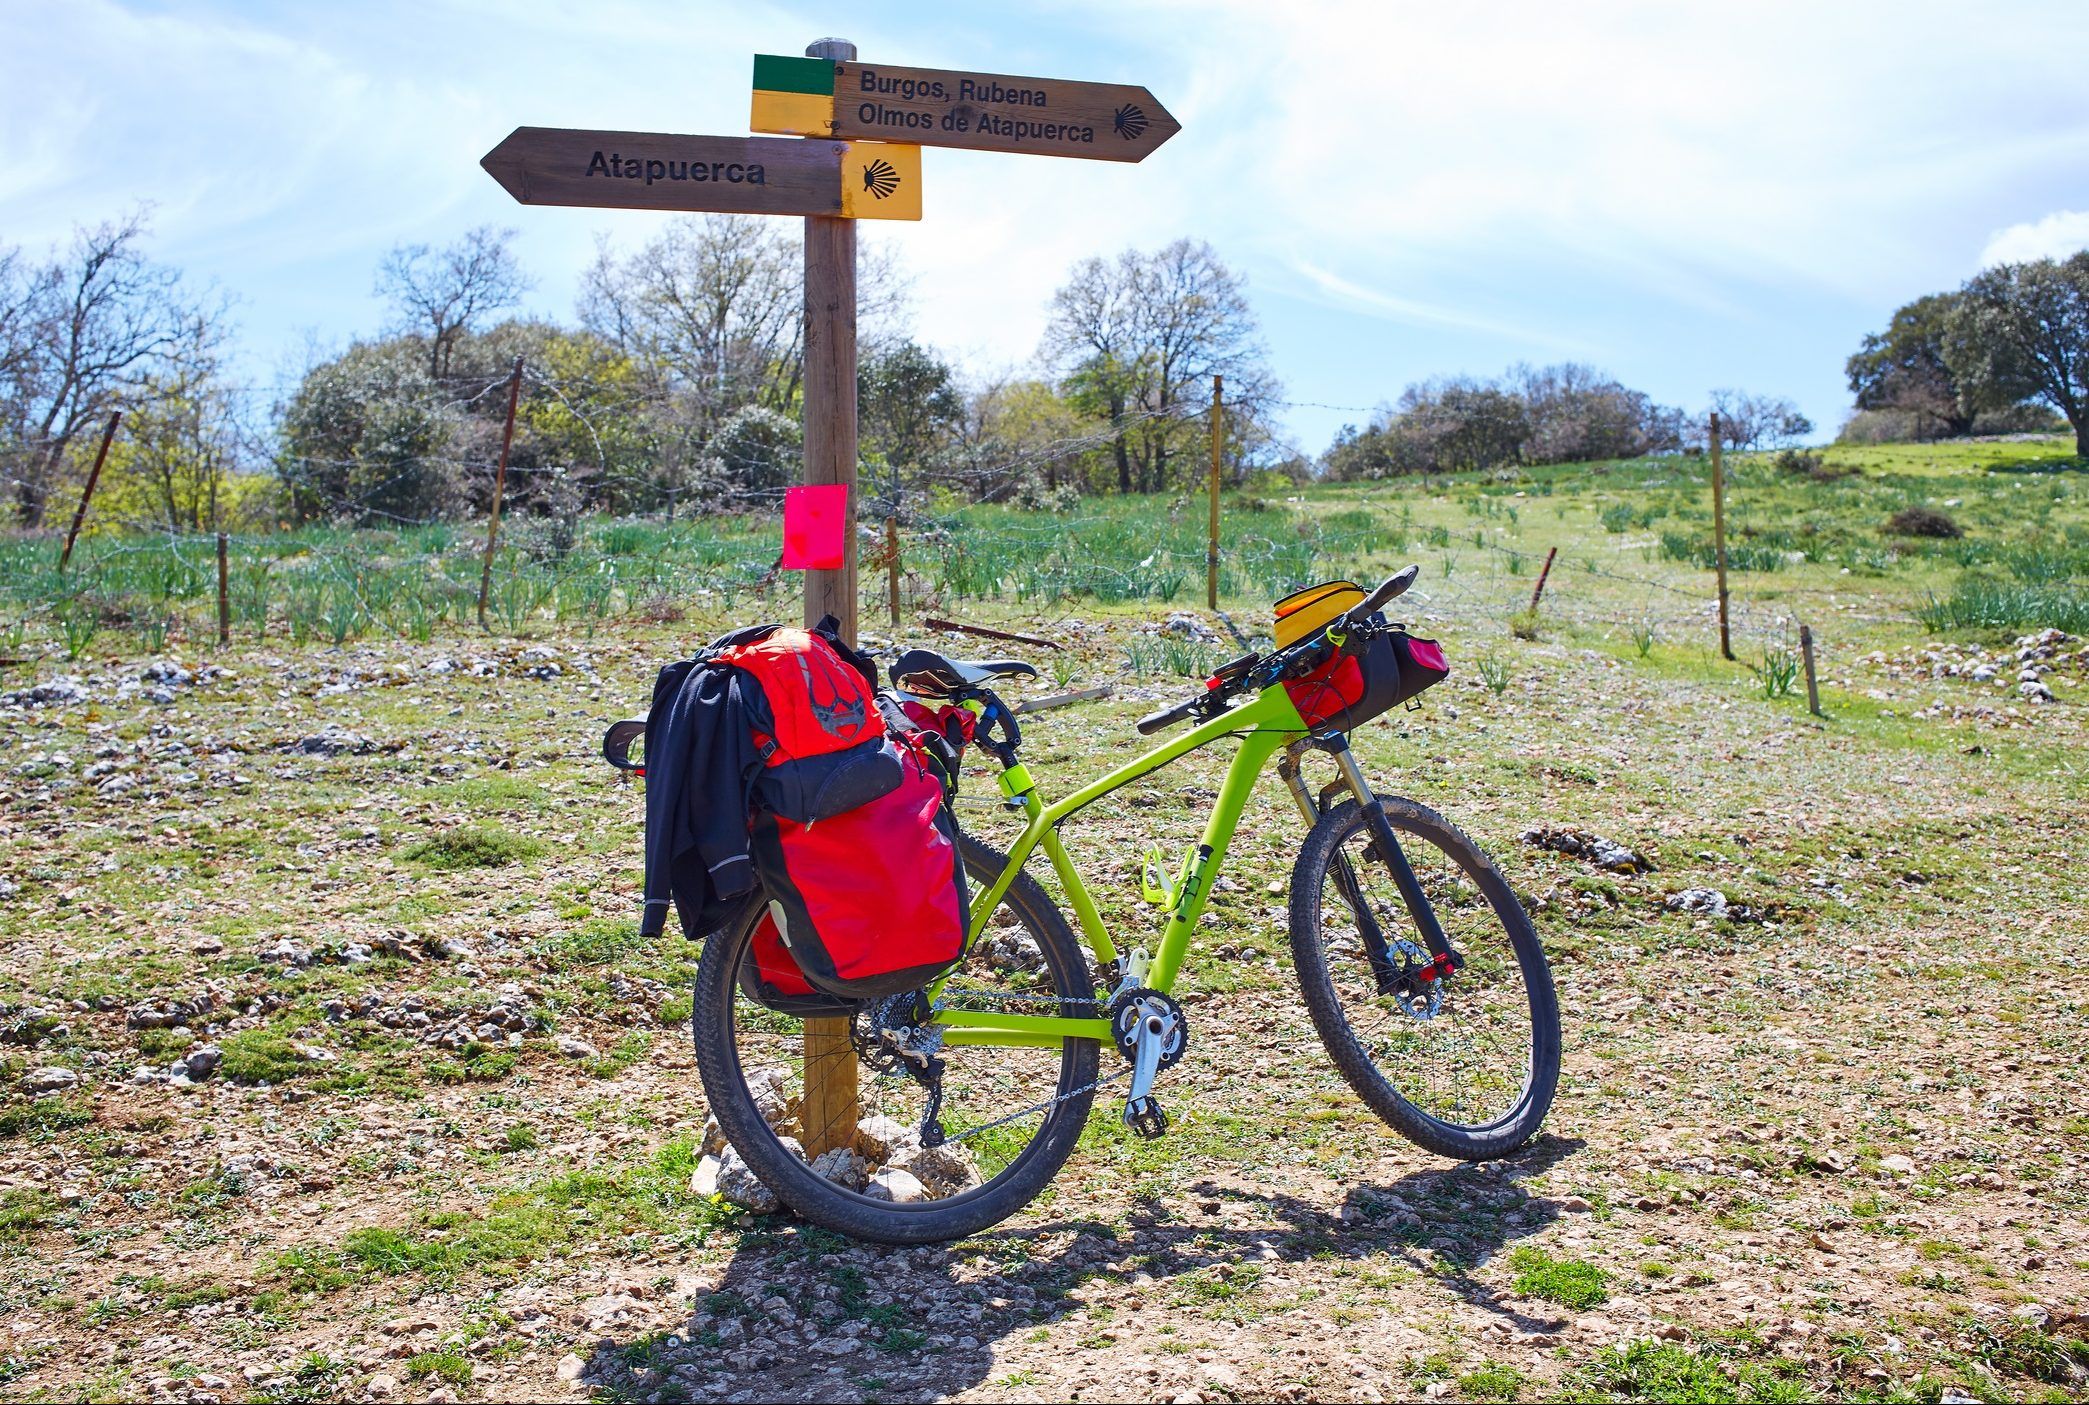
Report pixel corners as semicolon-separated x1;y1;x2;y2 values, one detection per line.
781;484;848;570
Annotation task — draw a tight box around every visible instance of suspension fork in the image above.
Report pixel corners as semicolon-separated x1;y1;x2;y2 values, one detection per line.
1285;736;1462;974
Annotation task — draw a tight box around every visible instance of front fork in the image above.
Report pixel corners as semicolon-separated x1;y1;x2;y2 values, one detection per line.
1278;735;1462;990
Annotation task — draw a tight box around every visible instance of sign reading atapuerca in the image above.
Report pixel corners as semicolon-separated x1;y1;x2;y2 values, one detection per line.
751;55;1179;162
480;127;921;220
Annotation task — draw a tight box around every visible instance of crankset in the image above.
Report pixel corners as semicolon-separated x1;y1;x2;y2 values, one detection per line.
1107;987;1186;1140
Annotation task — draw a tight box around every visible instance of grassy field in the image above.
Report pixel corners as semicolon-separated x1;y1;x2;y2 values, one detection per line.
0;436;2085;1403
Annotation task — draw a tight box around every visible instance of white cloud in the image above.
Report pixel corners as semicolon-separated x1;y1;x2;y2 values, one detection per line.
1980;210;2089;268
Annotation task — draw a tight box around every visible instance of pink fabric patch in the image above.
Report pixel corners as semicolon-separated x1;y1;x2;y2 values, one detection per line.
782;484;848;570
1408;638;1448;674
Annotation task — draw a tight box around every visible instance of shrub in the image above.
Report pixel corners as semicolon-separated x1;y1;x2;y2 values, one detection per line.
1885;506;1962;539
399;826;543;871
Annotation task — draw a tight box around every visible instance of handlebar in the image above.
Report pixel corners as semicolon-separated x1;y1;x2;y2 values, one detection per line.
1136;695;1204;736
1339;565;1419;631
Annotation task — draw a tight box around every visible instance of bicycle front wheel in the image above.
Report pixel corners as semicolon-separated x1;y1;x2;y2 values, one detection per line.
1288;797;1560;1160
690;833;1100;1244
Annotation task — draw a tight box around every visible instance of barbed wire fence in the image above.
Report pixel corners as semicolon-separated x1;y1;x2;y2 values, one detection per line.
2;380;2060;694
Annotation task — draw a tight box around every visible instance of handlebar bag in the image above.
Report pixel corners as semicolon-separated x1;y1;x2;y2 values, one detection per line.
746;738;969;1001
1285;624;1450;731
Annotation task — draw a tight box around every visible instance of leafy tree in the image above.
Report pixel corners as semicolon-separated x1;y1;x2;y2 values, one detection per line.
1945;252;2089;457
1844;293;1985;439
375;227;532;381
859;339;961;510
276;340;458;524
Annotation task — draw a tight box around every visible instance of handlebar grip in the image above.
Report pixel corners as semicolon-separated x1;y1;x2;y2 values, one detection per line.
1343;565;1420;627
602;718;647;771
1136;696;1202;736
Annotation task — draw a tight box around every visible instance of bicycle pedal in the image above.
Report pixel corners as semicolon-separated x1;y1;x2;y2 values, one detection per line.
1122;1094;1169;1140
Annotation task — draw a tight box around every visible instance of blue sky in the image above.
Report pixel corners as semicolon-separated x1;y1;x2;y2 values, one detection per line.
5;0;2088;456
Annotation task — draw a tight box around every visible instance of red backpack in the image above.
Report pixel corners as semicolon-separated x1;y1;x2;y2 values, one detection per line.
718;623;969;1009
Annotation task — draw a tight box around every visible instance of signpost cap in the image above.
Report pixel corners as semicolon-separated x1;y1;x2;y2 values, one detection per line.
806;37;856;61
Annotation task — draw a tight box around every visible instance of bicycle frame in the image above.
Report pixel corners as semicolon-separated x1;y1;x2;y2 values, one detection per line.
928;684;1314;1050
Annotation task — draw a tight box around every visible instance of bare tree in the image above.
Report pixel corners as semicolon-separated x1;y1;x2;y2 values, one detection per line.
376;226;532;381
1706;389;1814;451
1043;239;1277;493
580;215;911;445
0;213;213;528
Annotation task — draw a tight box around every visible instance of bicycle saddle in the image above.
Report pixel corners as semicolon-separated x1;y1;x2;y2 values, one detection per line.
889;648;1038;697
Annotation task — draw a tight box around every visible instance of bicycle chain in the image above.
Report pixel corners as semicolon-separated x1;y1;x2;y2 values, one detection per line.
889;986;1117;1149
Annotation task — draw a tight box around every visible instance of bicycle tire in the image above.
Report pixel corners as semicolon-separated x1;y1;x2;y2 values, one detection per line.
691;832;1100;1243
1288;796;1560;1160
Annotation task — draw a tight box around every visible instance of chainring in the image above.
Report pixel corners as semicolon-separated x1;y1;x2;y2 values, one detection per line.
1107;986;1188;1068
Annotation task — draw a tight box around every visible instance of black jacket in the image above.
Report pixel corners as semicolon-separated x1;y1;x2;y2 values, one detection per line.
639;644;763;940
638;616;882;940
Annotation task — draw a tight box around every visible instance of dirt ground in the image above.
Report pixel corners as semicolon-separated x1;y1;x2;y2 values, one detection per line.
4;464;2088;1403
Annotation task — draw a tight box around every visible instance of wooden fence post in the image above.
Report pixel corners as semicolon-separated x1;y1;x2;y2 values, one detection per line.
1528;545;1558;612
799;35;862;1162
1709;412;1733;661
216;533;231;646
1799;623;1821;717
1206;375;1222;609
58;411;122;572
477;357;525;629
886;515;900;627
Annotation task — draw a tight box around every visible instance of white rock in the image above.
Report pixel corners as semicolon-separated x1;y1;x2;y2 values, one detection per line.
689;1155;723;1198
554;1353;586;1382
809;1146;869;1190
554;1035;599;1060
862;1168;929;1204
851;1113;921;1164
22;1066;78;1094
1878;1154;1916;1176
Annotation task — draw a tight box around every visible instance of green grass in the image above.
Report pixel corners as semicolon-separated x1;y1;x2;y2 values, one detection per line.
404;1350;471;1386
1915;579;2089;634
303;1137;725;1286
398;826;544;871
0;1189;58;1243
1566;1339;1820;1402
217;1028;316;1085
1457;1362;1527;1400
1508;1245;1609;1309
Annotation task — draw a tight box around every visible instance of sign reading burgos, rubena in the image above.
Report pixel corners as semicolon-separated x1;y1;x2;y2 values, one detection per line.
480;127;922;220
751;54;1178;163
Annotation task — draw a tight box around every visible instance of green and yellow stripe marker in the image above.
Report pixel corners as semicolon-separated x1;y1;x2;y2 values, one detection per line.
751;54;835;137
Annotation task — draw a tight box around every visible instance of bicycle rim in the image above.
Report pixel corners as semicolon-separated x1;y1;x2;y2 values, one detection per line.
1307;806;1546;1133
698;842;1098;1219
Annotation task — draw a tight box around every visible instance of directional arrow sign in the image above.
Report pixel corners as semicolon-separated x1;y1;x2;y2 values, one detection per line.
751;55;1178;162
480;127;921;220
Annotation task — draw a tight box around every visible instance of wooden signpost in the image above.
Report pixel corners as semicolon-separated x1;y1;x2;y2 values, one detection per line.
485;35;1176;1165
482;128;921;220
752;54;1179;162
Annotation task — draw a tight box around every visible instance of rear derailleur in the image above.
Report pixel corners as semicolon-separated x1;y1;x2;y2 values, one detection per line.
1106;986;1187;1139
853;992;949;1147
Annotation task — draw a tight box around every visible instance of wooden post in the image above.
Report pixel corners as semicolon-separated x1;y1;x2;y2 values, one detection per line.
477;356;525;629
1528;545;1558;612
1799;623;1821;717
1709;412;1733;661
58;411;122;572
885;515;900;627
1206;375;1222;609
216;533;231;646
799;34;861;1162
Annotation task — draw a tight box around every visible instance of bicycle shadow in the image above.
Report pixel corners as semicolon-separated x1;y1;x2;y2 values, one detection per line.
578;1133;1586;1401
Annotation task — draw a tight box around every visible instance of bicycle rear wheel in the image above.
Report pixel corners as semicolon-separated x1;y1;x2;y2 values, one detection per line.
1288;797;1560;1160
690;833;1100;1243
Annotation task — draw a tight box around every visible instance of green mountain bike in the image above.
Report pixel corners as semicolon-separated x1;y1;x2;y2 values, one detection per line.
690;567;1561;1243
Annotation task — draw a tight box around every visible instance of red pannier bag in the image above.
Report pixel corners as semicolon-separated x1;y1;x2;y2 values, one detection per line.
716;623;904;824
1285;628;1450;731
744;738;968;1002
